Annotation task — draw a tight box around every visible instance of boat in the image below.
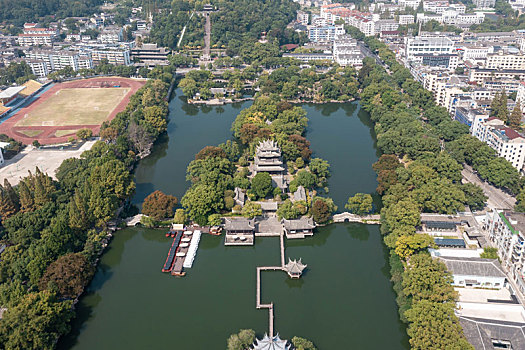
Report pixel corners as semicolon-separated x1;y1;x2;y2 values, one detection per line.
161;232;183;272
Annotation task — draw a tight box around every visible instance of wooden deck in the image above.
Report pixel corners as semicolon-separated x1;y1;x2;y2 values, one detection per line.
255;232;287;336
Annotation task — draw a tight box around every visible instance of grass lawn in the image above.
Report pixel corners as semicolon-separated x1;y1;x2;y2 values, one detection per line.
18;129;43;137
16;88;130;127
54;129;80;137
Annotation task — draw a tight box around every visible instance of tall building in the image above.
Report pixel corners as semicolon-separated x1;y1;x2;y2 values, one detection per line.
405;36;454;60
471;117;525;171
485;210;525;295
307;24;345;42
253;140;287;190
472;0;495;8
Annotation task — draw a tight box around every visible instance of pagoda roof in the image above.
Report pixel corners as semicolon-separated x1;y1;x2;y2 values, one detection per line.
224;217;255;231
256;140;280;152
282;217;315;230
284;258;307;274
253;333;291;350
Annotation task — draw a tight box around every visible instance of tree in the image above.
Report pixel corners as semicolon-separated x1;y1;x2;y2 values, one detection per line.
181;184;224;225
405;300;473;350
38;253;94;299
241;201;262;218
490;90;509;122
345;193;373;215
142;190;178;220
291;336;317;350
460;183;487;211
100;127;118;142
277;199;300;220
227;329;255;350
402;253;456;303
509;101;522;129
480;247;499;259
68;190;91;230
76;128;93;140
311;197;335;224
173;209;187;224
290;170;317;191
395;234;435;260
143;106;168;135
195;146;227;160
208;213;222;226
251;172;273;199
0;291;74;350
0;181;18;221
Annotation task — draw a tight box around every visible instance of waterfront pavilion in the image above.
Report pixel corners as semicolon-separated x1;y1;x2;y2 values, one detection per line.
252;333;291;350
283;258;307;279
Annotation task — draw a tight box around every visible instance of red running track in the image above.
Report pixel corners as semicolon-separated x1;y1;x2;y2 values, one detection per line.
0;77;146;145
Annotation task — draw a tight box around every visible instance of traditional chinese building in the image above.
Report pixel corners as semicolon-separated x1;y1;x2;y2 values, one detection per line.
253;333;291;350
283;258;307;278
282;217;316;239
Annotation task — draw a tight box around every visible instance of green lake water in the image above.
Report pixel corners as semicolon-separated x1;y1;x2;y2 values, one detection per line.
59;91;408;350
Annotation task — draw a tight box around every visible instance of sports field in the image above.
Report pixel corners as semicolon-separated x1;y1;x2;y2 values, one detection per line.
16;87;130;127
0;77;146;145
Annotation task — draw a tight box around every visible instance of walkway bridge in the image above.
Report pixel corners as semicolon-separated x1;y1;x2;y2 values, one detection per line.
332;212;381;224
125;214;144;226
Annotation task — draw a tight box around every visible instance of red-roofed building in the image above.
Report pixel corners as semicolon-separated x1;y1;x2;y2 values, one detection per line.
471;116;525;171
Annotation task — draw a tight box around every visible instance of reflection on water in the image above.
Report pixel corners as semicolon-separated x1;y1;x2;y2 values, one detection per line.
60;94;408;350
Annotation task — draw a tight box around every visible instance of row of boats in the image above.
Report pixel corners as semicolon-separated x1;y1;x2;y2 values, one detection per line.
161;229;202;276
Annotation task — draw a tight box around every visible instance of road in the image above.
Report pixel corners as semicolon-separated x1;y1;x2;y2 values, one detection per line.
461;164;516;210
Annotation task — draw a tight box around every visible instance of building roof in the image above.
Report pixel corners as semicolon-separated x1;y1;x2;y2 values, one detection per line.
284;258;307;274
224;217;255;231
434;237;466;247
19;80;42;97
0;86;26;99
293;186;307;202
234;187;245;205
438;256;506;278
253;334;291;350
282;217;316;230
460;316;525;350
258;201;278;211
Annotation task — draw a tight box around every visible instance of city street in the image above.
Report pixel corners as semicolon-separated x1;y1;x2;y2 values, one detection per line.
462;164;516;210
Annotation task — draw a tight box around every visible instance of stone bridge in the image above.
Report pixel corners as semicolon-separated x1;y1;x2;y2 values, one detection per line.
332;212;381;224
125;214;144;226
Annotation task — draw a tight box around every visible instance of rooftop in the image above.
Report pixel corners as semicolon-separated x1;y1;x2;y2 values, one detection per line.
224;217;255;231
253;334;291;350
437;256;506;278
282;217;316;230
0;86;26;99
460;316;525;349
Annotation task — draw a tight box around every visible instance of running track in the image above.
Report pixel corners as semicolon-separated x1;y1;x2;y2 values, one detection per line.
0;77;145;145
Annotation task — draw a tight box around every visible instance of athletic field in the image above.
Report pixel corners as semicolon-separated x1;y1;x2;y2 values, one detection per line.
0;77;145;145
15;88;130;127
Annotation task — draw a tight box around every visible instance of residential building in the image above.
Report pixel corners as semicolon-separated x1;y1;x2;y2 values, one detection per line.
469;68;525;84
26;59;49;77
471;117;525;171
455;107;488;127
332;35;365;67
398;0;421;9
90;49;131;65
307;24;345;42
374;19;399;35
472;0;495;8
398;14;415;25
297;10;310;25
282;53;333;62
405;36;454;60
486;53;525;71
485;210;525;295
282;218;316;239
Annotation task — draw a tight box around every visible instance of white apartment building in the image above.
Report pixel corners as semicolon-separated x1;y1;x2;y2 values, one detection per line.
485;210;525;296
471;117;525;170
423;0;451;13
398;0;421;9
461;44;494;60
517;82;525;106
374;19;399;34
307;24;345;42
472;0;495;8
98;28;123;44
469;68;525;84
398;14;415;25
17;34;54;46
26;59;49;77
486;53;525;71
90;49;131;65
405;36;454;60
297;10;310;25
24;50;94;72
332;35;364;67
